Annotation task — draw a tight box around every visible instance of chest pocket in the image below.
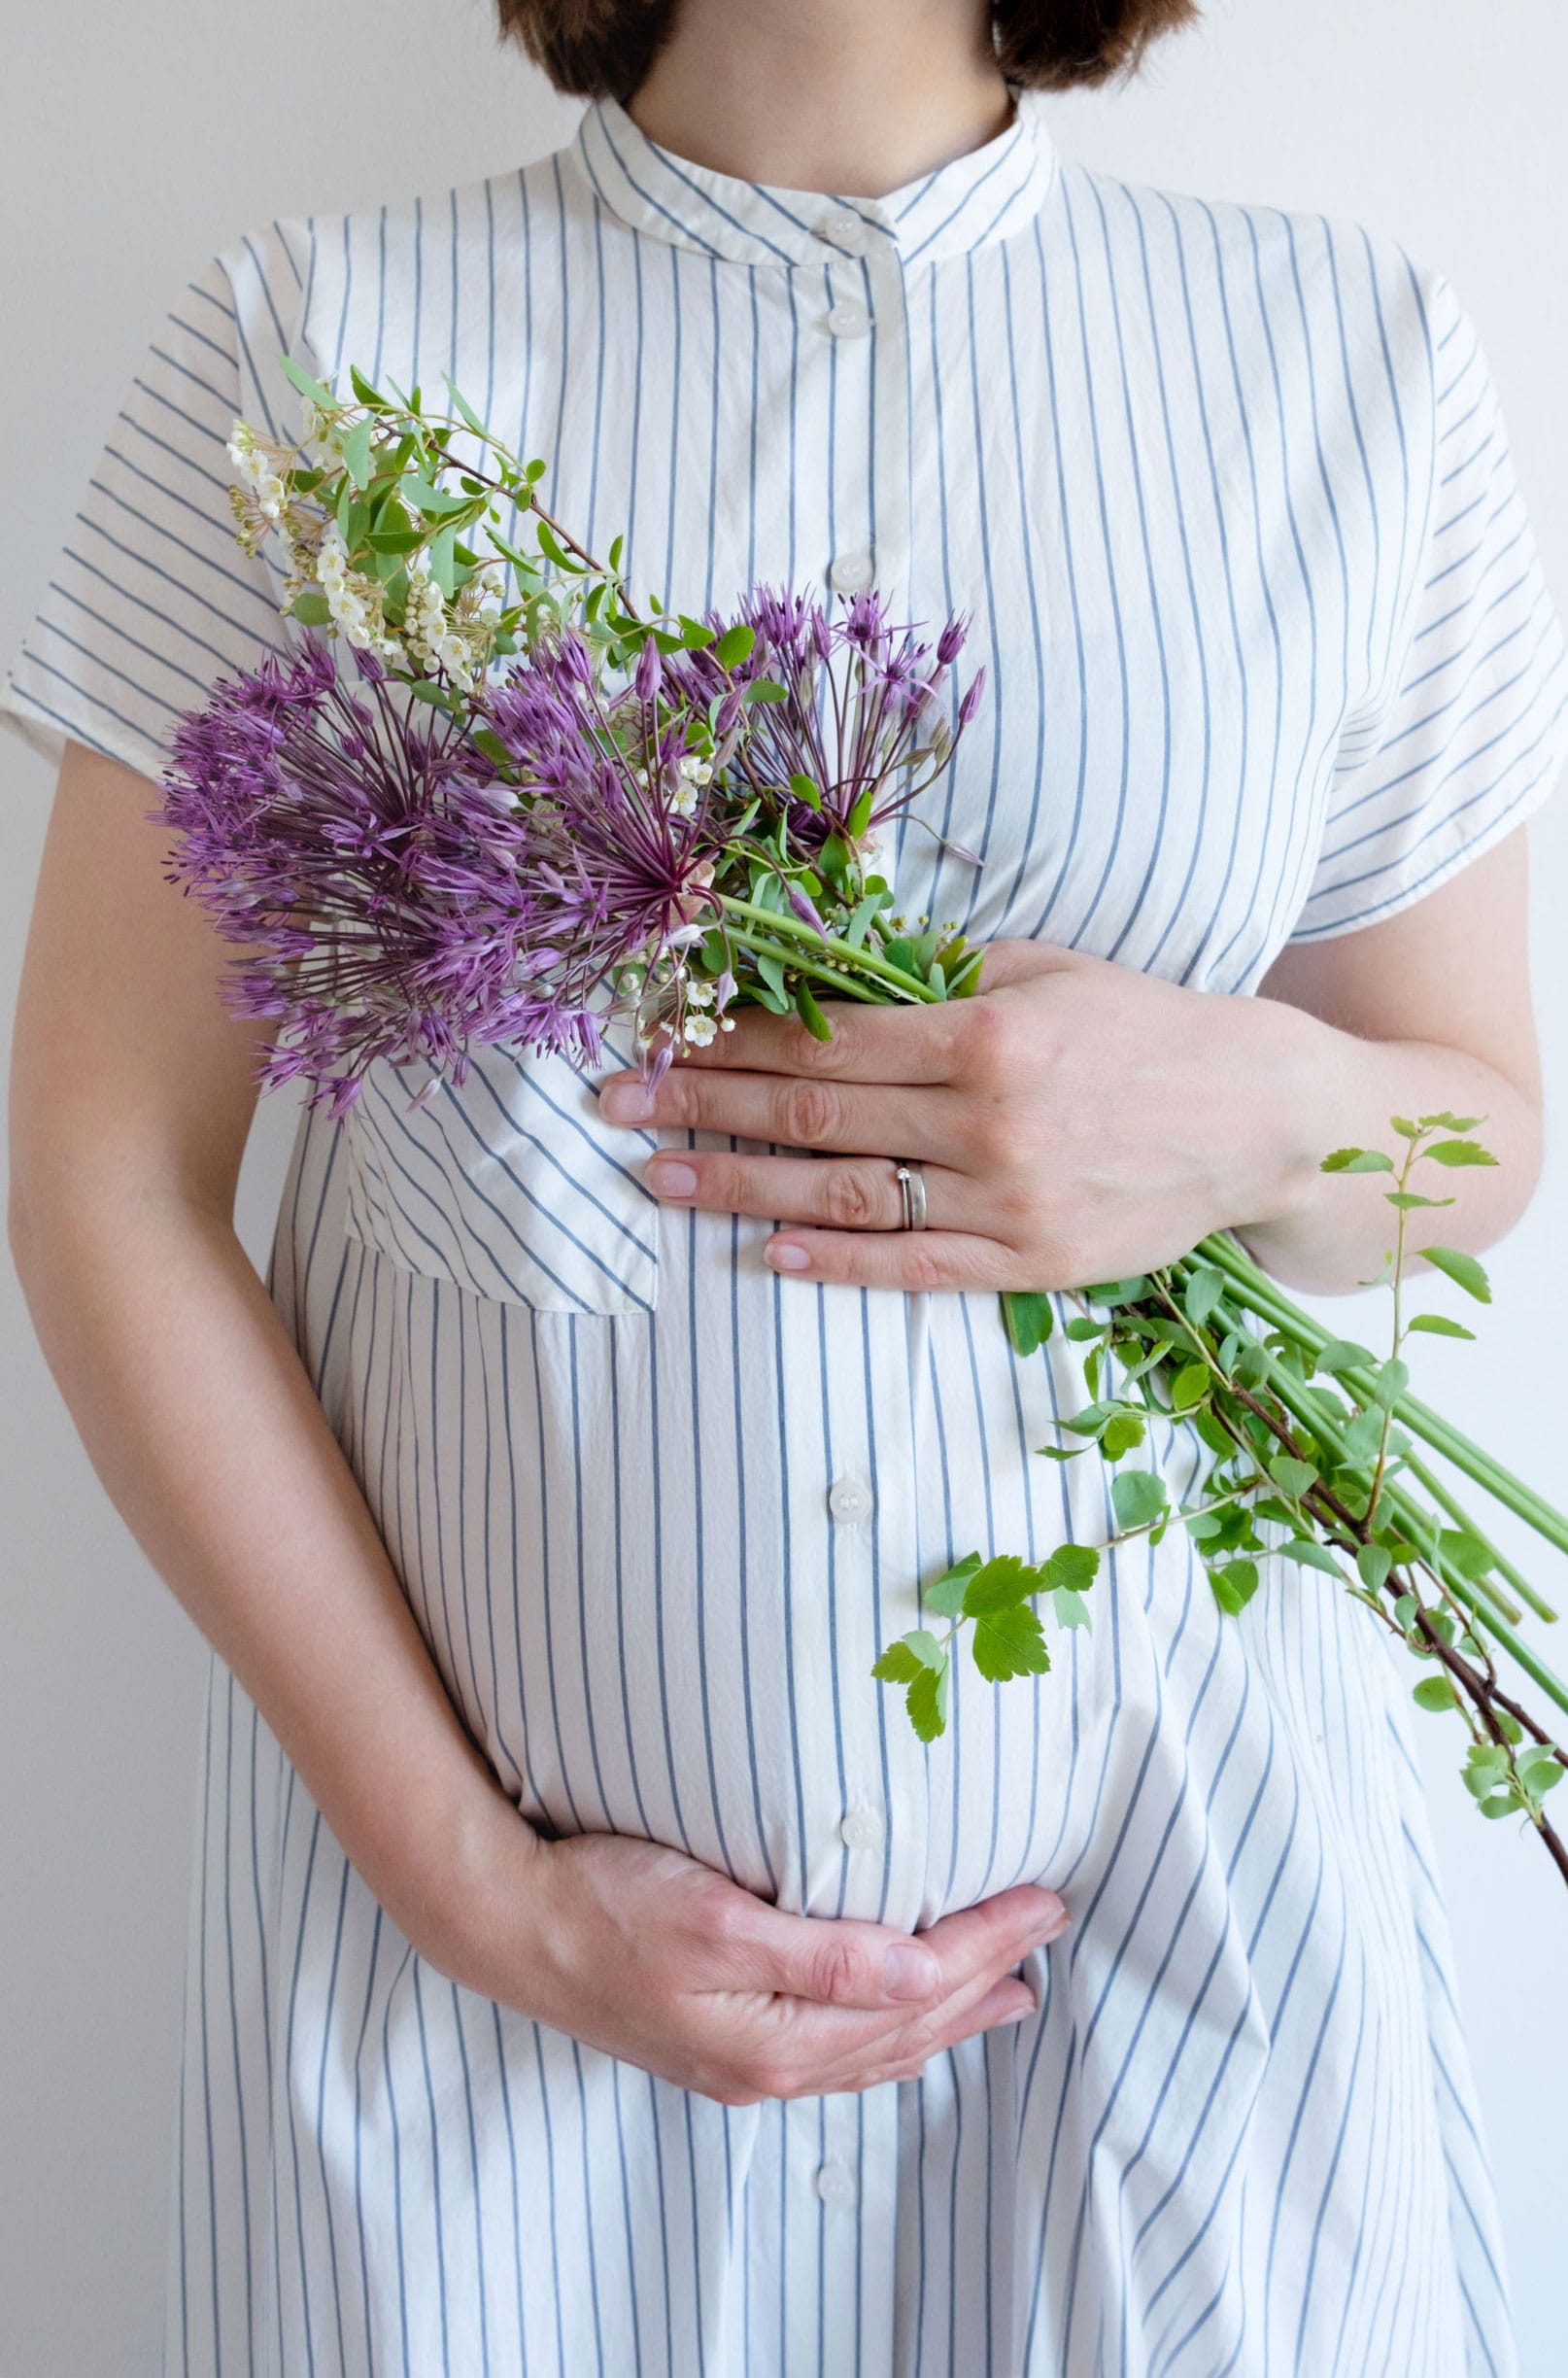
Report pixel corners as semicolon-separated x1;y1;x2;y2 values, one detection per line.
339;1033;660;1317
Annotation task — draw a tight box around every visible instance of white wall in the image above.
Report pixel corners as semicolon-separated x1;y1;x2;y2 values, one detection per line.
2;1;1565;2368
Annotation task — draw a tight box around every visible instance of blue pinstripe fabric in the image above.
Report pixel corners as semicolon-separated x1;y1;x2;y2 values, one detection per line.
5;84;1564;2377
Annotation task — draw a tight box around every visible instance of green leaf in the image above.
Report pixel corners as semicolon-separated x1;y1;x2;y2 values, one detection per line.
340;415;375;491
905;1657;950;1743
1417;1111;1483;1133
1389;1116;1420;1140
1412;1674;1457;1713
1383;1190;1456;1211
787;771;823;812
468;727;518;772
677;613;716;649
1002;1291;1056;1358
871;1638;925;1684
1268;1455;1317;1499
1320;1147;1394;1173
1181;1267;1226;1325
1315;1338;1377;1375
1279;1537;1345;1575
961;1556;1043;1617
1066;1317;1107;1343
1371;1359;1410;1411
712;621;756;670
925;1553;982;1619
1438;1530;1495;1581
1170;1361;1211;1408
1357;1542;1393;1593
845;786;875;841
1042;1543;1100;1594
290;590;332;625
1422;1139;1497;1169
971;1601;1051;1683
1341;1409;1386;1467
1405;1313;1476;1340
278;352;339;411
742;676;789;704
795;982;832;1042
1050;1586;1094;1632
1111;1470;1167;1530
348;362;388;409
1210;1559;1260;1615
1100;1412;1147;1462
1417;1245;1491;1304
1515;1745;1565;1799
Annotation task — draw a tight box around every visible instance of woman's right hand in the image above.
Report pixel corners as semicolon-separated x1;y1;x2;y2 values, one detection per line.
443;1813;1070;2104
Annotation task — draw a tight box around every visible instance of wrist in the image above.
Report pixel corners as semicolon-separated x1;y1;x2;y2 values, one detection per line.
1220;991;1345;1237
418;1781;562;2004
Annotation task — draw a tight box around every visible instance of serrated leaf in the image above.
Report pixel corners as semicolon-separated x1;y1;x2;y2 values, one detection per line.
971;1601;1051;1682
1101;1413;1147;1462
1321;1147;1394;1173
1002;1292;1056;1358
1043;1543;1100;1594
1111;1470;1167;1530
905;1658;950;1742
1412;1674;1456;1713
1383;1190;1456;1211
1210;1558;1260;1614
962;1556;1043;1617
871;1639;926;1684
1417;1111;1483;1133
1405;1313;1476;1340
1417;1245;1491;1304
1423;1139;1496;1169
924;1553;981;1619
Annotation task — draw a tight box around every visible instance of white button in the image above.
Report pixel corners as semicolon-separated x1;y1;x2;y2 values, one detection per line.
839;1807;884;1851
828;1475;873;1524
825;300;870;338
827;550;874;594
817;208;868;248
816;2159;857;2207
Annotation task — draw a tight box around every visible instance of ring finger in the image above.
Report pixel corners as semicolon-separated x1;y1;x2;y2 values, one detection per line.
643;1148;973;1233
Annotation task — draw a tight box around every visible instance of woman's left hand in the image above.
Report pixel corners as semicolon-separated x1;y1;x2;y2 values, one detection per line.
597;939;1324;1291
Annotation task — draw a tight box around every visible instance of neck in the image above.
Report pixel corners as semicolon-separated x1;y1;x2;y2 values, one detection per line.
626;0;1013;199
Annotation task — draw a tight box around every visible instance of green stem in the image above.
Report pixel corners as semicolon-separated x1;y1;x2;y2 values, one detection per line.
716;895;938;1003
1195;1231;1568;1557
717;926;885;1007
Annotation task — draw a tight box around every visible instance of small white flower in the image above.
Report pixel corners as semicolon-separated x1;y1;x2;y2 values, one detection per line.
669;780;698;817
682;1012;718;1047
684;979;716;1008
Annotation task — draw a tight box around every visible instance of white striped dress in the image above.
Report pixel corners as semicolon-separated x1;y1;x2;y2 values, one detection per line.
5;83;1566;2378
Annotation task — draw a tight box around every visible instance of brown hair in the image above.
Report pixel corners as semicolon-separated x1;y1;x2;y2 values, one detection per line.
495;1;1199;106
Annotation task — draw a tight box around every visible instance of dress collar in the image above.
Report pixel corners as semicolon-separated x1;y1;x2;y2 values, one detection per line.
569;85;1060;270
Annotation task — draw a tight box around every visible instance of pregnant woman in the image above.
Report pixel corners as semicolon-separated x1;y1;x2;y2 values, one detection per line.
5;0;1564;2370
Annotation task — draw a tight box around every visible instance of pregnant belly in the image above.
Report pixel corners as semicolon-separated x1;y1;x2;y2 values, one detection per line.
340;1238;1210;1930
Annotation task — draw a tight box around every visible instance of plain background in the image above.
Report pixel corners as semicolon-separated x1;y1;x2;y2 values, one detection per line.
3;1;1565;2368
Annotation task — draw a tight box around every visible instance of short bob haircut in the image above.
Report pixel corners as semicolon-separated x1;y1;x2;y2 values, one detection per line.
495;1;1199;108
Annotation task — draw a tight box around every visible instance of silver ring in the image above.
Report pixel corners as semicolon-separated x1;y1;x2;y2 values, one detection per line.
894;1161;928;1231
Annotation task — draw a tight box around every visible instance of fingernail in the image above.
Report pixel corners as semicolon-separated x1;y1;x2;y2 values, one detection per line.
884;1943;940;2000
648;1159;698;1198
767;1240;811;1273
1033;1905;1071;1947
599;1078;656;1123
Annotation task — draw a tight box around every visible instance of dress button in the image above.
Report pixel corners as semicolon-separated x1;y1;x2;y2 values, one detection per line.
817;208;869;248
825;299;870;338
827;551;874;594
828;1475;873;1524
816;2159;857;2207
839;1807;884;1851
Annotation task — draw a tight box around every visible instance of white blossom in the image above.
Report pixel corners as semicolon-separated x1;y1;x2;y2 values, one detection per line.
682;1012;719;1047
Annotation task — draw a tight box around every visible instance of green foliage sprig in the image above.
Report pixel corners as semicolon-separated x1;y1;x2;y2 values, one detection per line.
876;1117;1568;1882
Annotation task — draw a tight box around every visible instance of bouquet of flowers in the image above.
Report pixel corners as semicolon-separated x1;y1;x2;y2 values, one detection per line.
158;356;1568;1882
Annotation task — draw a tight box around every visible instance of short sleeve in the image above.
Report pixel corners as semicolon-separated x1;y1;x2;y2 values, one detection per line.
1287;268;1568;941
0;235;306;789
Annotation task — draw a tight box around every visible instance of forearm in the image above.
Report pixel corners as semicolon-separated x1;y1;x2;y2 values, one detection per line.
1230;994;1542;1295
8;1177;531;1963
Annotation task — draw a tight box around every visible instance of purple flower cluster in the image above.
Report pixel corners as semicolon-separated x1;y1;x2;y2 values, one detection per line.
155;582;985;1114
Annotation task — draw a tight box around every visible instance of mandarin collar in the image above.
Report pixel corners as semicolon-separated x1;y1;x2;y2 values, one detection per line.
568;85;1060;270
